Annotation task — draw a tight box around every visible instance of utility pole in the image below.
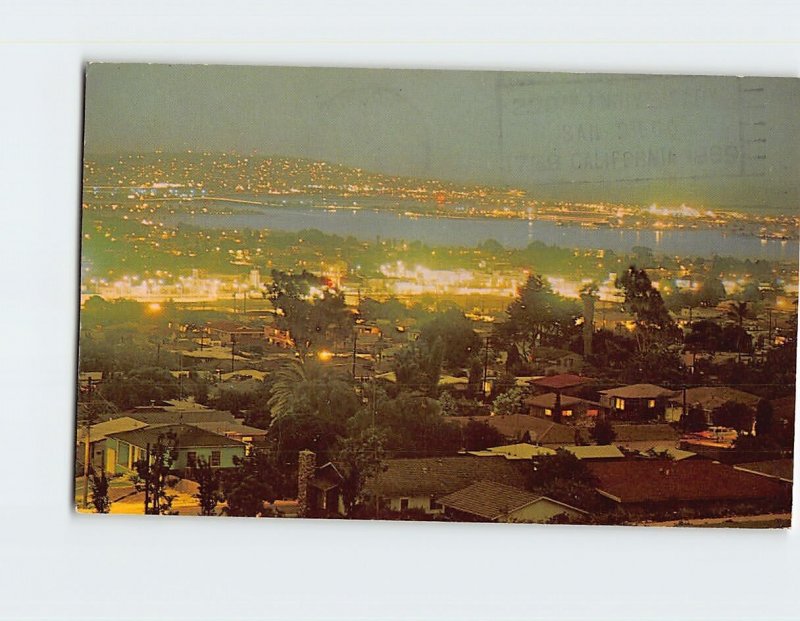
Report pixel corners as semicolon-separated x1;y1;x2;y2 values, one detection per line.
144;443;151;514
81;378;94;509
351;328;358;378
482;335;491;399
231;335;236;373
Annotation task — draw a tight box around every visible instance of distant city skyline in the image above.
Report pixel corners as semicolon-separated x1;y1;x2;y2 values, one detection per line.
84;65;800;214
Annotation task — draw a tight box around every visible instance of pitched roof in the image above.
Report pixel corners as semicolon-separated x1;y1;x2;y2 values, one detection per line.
684;386;760;411
450;415;585;445
636;445;697;461
207;320;262;334
734;460;794;483
525;393;594;409
612;424;679;443
78;416;148;443
530;374;591;390
437;481;541;520
121;409;237;425
439;481;587;520
106;424;246;449
481;443;556;460
365;456;528;498
562;445;625;460
466;443;556;459
599;384;679;399
589;460;788;504
310;462;345;492
190;421;269;437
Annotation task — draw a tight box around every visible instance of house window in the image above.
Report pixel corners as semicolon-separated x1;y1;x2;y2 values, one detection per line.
647;399;656;408
430;497;441;511
614;398;625;410
544;408;553;417
187;452;197;468
210;451;221;467
400;498;410;512
562;409;573;417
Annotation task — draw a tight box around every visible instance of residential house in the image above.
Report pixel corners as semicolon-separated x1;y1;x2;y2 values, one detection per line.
207;320;265;347
297;451;347;517
105;424;246;474
560;445;625;460
734;460;794;484
363;455;530;516
77;416;149;472
598;384;681;421
530;347;584;375
264;325;293;349
525;393;602;422
588;459;790;514
466;443;556;460
684;386;760;426
121;406;237;426
437;480;587;523
529;373;591;395
190;421;268;445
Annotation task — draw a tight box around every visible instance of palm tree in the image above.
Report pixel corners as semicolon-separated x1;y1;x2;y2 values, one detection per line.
725;301;750;362
267;358;309;423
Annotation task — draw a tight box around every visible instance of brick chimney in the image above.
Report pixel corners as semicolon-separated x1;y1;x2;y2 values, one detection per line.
297;450;316;518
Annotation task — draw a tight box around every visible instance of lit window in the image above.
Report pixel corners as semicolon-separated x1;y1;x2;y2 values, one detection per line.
563;409;573;417
544;408;553;417
648;399;656;408
615;398;625;410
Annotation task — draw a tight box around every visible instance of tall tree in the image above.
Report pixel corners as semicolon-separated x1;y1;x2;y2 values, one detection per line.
191;457;222;516
496;274;579;363
725;301;751;362
132;431;179;515
90;471;111;514
337;427;388;514
419;309;481;369
221;451;279;517
615;265;677;350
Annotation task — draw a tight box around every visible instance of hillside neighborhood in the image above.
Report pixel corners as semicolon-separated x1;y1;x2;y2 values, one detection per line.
76;266;796;526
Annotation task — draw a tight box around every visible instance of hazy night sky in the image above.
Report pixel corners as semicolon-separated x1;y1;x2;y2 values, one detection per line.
84;64;799;213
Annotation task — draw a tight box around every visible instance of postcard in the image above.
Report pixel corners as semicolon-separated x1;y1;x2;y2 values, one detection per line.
76;64;797;527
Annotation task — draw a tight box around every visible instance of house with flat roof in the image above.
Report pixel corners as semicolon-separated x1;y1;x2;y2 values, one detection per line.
105;424;246;474
437;480;587;523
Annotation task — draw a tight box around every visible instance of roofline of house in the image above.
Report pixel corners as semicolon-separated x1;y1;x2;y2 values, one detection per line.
595;488;622;503
733;465;793;484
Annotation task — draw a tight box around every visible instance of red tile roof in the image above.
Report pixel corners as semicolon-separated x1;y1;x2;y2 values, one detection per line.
589;459;787;504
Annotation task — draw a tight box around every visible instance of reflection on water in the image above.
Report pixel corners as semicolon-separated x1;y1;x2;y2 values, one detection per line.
165;204;797;260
